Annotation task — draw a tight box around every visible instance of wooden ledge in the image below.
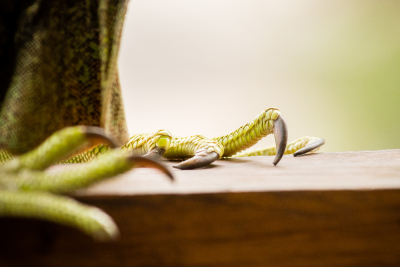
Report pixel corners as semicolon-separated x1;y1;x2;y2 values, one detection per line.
1;150;400;266
76;149;400;196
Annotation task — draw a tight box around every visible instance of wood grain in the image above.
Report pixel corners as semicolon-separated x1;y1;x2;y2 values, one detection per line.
1;150;400;266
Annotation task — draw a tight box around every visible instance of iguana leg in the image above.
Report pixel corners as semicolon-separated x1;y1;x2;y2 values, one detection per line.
0;126;173;241
233;136;325;157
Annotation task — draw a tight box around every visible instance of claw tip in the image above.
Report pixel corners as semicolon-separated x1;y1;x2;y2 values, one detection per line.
272;115;288;166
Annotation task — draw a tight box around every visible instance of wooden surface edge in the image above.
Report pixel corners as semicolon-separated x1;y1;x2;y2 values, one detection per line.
1;188;400;266
73;149;400;196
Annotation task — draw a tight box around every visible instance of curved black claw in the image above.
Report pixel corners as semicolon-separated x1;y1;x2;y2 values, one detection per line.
83;126;118;149
293;138;325;157
128;156;174;181
273;115;288;166
143;147;166;160
173;151;219;170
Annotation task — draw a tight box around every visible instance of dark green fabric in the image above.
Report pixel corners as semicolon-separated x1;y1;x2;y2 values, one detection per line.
0;0;129;154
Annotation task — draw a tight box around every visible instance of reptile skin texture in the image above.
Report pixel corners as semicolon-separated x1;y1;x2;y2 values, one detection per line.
0;0;129;154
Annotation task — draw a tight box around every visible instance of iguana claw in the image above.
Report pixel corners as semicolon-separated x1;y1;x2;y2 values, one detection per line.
273;115;288;166
173;150;219;170
129;155;174;180
293;138;325;157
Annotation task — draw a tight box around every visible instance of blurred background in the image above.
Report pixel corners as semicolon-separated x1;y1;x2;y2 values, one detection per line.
119;0;400;153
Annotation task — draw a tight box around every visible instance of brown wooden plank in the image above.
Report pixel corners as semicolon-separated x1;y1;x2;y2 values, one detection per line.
1;150;400;266
75;149;400;196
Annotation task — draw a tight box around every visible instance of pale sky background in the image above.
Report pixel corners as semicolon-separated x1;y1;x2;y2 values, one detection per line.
118;0;400;153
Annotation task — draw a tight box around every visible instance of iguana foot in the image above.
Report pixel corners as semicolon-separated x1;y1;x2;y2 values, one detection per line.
163;108;288;169
0;126;173;241
120;108;320;169
123;133;224;170
126;108;289;169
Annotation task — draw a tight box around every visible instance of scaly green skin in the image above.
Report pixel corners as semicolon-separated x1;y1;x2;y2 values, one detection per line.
5;151;142;194
164;136;224;160
213;108;281;157
234;136;322;157
62;130;173;163
0;1;129;153
0;149;12;163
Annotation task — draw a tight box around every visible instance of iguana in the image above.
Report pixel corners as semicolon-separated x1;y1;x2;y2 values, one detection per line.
0;0;324;241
